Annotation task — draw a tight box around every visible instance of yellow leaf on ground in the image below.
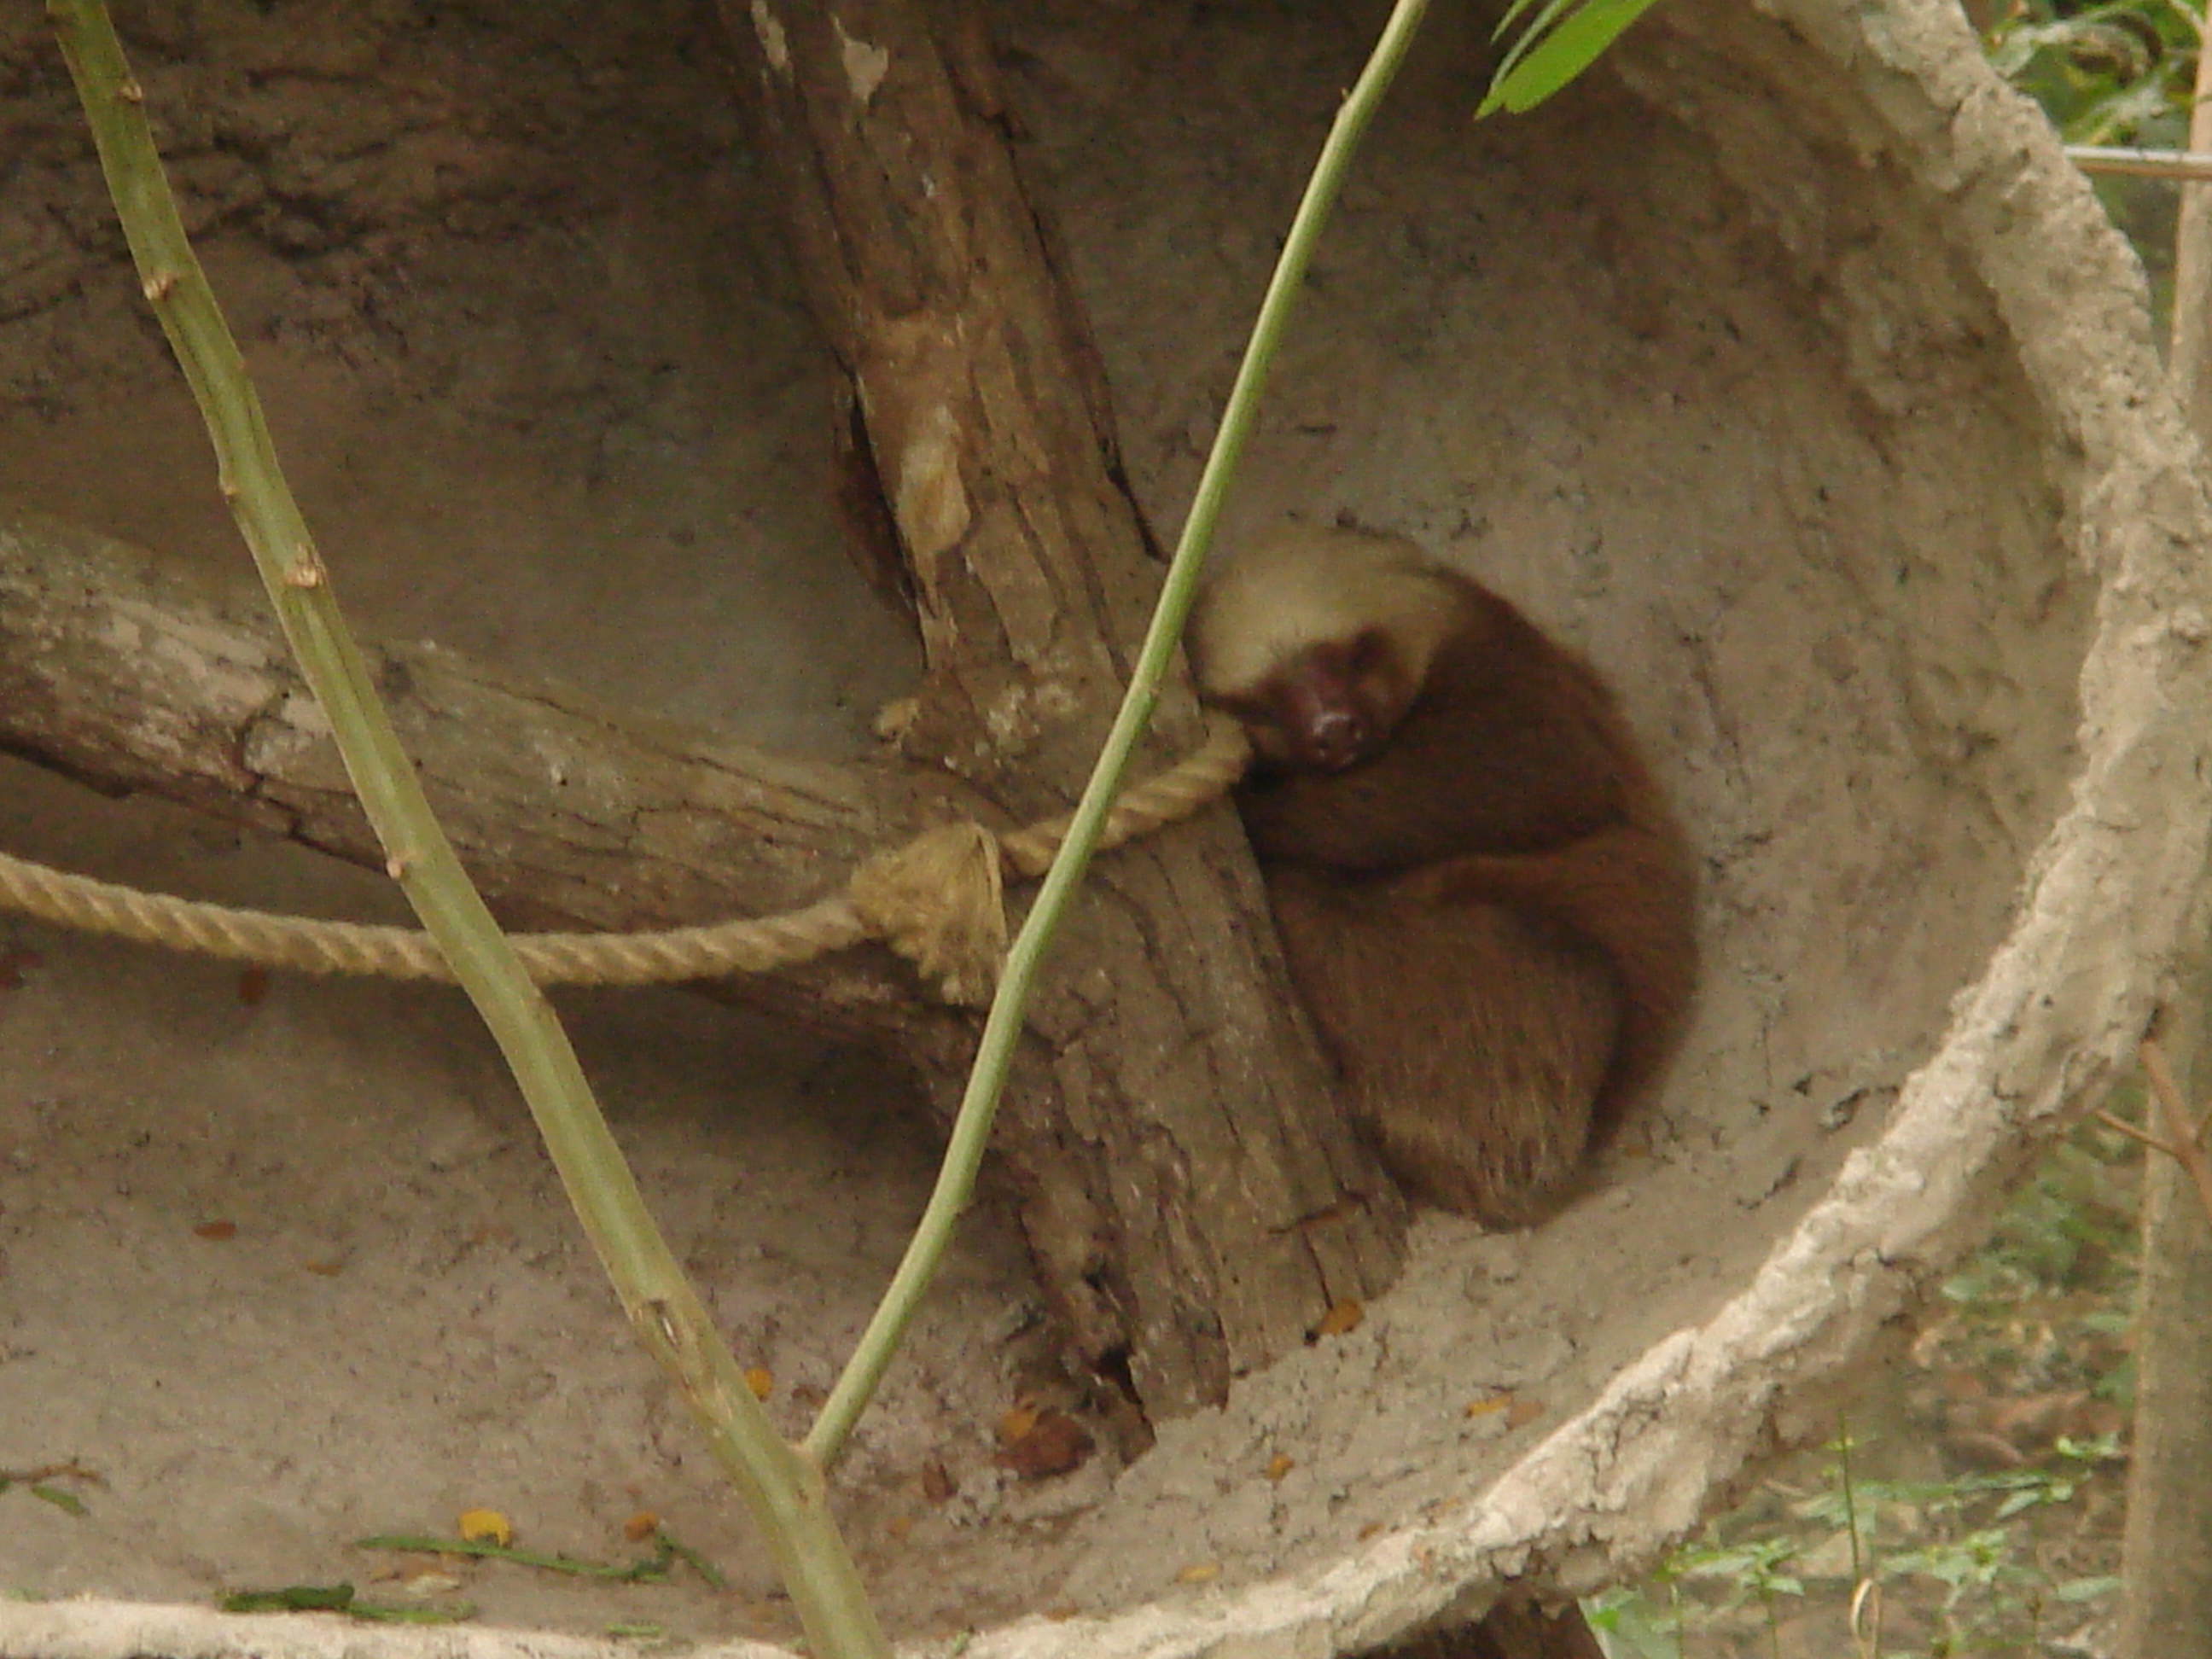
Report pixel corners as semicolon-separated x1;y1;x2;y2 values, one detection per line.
1312;1299;1364;1338
457;1508;512;1546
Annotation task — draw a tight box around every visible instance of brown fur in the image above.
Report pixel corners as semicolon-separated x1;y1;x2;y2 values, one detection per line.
1190;526;1698;1226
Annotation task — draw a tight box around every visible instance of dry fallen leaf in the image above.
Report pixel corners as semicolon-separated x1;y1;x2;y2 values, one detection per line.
1175;1561;1221;1585
1464;1393;1515;1419
623;1511;660;1542
744;1367;773;1400
997;1408;1093;1480
457;1508;513;1546
194;1220;237;1242
1311;1299;1364;1339
1265;1452;1295;1482
873;696;921;743
919;1460;957;1505
1505;1395;1545;1429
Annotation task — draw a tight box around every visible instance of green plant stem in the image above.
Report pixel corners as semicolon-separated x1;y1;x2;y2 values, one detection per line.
804;0;1435;1470
48;6;884;1655
1838;1415;1864;1586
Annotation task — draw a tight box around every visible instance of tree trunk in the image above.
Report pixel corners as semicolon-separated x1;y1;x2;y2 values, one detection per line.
2118;979;2212;1657
719;0;1407;1412
2168;31;2212;445
2118;1137;2212;1657
0;503;953;1049
2119;39;2212;1650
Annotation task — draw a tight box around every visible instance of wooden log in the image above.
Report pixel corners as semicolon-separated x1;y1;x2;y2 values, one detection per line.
722;0;1409;1412
0;502;955;1046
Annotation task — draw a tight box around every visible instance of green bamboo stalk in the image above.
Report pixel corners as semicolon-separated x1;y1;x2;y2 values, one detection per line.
46;5;885;1654
805;0;1436;1470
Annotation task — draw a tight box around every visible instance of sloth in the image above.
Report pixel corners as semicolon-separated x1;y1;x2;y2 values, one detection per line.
1189;523;1697;1225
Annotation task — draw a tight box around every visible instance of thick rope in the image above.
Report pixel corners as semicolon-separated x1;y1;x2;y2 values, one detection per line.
0;723;1253;1004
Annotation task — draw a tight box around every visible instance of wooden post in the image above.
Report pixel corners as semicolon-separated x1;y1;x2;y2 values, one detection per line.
2116;31;2212;1658
719;0;1408;1417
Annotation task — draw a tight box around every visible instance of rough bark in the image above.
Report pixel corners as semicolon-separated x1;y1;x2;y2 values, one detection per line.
2118;49;2212;1649
0;503;969;1049
2169;31;2212;446
720;0;1408;1412
2118;1136;2212;1659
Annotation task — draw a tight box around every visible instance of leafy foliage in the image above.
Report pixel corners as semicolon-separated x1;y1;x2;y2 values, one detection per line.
1983;0;2201;146
1480;0;1668;116
1598;1121;2138;1656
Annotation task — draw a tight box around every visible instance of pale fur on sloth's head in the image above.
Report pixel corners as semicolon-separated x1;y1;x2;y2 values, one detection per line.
1188;523;1462;700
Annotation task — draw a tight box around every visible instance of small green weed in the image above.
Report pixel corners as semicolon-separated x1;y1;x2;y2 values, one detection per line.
1983;0;2199;147
1598;1121;2136;1657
